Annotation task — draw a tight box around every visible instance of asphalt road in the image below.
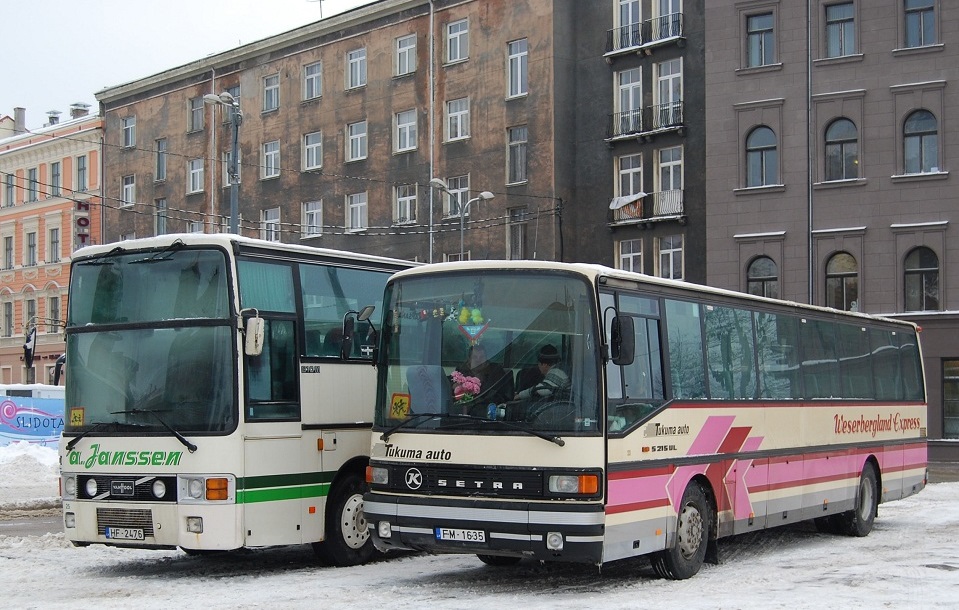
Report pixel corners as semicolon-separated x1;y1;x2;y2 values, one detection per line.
3;463;957;538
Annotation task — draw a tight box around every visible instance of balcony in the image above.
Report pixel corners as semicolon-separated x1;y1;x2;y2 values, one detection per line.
609;189;685;226
606;102;684;141
605;13;685;61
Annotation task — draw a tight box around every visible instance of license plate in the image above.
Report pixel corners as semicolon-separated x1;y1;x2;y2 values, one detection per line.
105;527;145;541
435;527;486;543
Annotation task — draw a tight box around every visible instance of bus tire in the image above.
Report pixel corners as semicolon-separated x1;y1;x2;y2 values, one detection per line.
312;473;375;567
838;462;878;537
476;554;522;566
650;482;710;580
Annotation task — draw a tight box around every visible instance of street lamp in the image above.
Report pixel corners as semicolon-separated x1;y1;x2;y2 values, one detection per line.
203;91;242;233
430;178;494;259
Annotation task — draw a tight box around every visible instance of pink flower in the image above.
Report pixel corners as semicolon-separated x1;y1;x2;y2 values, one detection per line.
451;371;481;399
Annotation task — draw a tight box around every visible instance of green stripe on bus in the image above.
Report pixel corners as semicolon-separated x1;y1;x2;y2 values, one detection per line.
238;471;336;490
236;483;331;504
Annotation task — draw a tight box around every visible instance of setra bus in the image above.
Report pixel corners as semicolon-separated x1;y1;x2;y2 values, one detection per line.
364;261;927;578
59;234;413;564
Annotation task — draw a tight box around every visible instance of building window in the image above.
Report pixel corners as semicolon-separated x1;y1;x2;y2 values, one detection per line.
262;141;280;178
619;238;643;273
347;121;368;161
48;228;60;263
184;222;202;234
155;138;167;181
347;48;367;89
3;236;12;270
26;232;37;266
615;67;643;135
657;146;684;214
2;302;11;337
303;131;323;170
904;246;939;311
51;161;61;197
121;175;136;206
904;0;936;48
26;299;36;330
617;0;642;49
617;153;644;218
48;297;60;332
303;200;322;237
444;175;469;217
825;3;856;58
263;74;280;112
507;125;528;184
187;159;204;193
4;173;14;206
394;184;417;224
825;252;859;311
747;256;779;298
27;168;38;202
304;61;322;100
188;97;204;132
903;109;938;174
76;155;87;191
261;208;280;241
446;98;470;141
746;12;775;67
654;58;682;128
122;116;136;147
396;35;416;76
746;126;778;187
508;207;528;260
346;192;368;232
824;118;859;180
507;38;528;98
395;110;417;153
657;234;684;280
446;18;469;63
942;359;959;439
155;198;168;235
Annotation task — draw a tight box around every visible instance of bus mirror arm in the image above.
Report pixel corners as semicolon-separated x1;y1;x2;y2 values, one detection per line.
342;306;378;363
53;354;66;385
240;309;265;357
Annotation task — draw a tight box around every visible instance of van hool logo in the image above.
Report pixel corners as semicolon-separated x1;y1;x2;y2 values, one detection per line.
67;443;183;469
643;423;691;438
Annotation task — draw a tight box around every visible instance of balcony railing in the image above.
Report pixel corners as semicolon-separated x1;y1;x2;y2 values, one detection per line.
605;13;685;56
610;189;684;225
607;102;684;140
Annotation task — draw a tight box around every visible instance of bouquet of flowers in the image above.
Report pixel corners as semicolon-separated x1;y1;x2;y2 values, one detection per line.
451;370;481;403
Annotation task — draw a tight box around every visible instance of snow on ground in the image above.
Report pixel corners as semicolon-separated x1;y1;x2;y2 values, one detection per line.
1;442;956;609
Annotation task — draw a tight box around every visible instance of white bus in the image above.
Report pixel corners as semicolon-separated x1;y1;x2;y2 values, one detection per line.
59;234;413;565
364;261;927;578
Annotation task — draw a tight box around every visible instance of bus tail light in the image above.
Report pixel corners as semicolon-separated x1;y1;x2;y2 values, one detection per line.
548;474;599;495
206;478;229;501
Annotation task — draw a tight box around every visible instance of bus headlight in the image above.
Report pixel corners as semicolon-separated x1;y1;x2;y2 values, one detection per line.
188;478;203;499
63;476;76;498
367;466;389;485
548;474;599;495
85;478;98;498
152;479;167;499
546;531;564;551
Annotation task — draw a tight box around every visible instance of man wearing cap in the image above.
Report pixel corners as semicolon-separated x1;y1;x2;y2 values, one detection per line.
515;344;569;401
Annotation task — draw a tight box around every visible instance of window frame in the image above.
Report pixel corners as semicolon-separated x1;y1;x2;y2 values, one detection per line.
263;74;280;112
121;174;136;207
657;234;684;280
155;138;167;182
824;1;857;58
744;10;776;69
187;159;204;194
745;125;779;188
395;34;416;76
303;61;323;100
618;238;643;273
346;121;368;162
446;97;470;141
507;38;529;99
262;140;281;179
446;18;469;63
507;125;528;185
121;116;136;148
303;131;323;170
302;200;323;238
824;117;860;181
394;184;417;224
394;110;418;153
347;48;368;89
188;97;204;132
346;192;368;232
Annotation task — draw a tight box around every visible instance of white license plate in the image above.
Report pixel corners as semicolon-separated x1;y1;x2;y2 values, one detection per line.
435;527;486;543
105;527;145;541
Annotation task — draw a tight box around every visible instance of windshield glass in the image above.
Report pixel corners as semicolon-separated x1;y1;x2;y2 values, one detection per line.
65;247;235;433
375;270;600;435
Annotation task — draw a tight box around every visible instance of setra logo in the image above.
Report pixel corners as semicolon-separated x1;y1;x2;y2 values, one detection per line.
405;468;423;490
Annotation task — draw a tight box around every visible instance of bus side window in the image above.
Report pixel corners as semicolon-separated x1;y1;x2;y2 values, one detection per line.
246;318;299;420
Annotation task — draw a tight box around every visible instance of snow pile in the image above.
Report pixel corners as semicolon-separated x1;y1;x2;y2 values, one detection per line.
0;441;59;510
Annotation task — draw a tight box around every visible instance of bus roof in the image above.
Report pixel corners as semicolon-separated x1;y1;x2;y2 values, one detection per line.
71;233;418;269
388;260;916;329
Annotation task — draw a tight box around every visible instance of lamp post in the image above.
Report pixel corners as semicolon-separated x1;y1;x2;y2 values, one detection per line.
203;92;242;233
430;178;494;259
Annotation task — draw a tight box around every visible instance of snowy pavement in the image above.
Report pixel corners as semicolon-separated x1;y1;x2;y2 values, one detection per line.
2;443;957;609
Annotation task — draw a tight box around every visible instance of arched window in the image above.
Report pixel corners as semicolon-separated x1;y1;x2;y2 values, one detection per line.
746;256;779;299
904;246;939;311
746;126;778;187
824;118;858;181
904;110;938;174
825;252;858;311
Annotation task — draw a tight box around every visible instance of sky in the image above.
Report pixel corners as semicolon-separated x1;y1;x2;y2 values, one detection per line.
2;0;372;130
2;441;957;609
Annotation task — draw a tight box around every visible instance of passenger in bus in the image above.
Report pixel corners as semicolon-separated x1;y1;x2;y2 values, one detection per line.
455;343;515;406
514;345;569;401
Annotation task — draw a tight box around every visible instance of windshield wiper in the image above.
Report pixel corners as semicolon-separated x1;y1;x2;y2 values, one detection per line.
380;412;564;446
112;408;198;453
79;245;125;266
129;238;185;264
64;420;148;451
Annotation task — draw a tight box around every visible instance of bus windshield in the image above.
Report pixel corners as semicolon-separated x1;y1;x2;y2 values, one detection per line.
64;246;235;434
375;269;601;435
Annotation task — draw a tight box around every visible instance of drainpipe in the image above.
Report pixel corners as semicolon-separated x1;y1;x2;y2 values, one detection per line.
428;0;436;262
806;0;814;304
209;67;218;232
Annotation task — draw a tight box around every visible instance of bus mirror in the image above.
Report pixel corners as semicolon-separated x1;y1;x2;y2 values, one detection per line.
53;353;66;385
357;305;375;322
244;316;265;357
611;315;635;366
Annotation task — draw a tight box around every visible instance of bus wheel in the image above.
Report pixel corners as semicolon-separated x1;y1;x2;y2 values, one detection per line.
651;482;710;580
477;554;521;566
312;473;375;567
838;462;878;537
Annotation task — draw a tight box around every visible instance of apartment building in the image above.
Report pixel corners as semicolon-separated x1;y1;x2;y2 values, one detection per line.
705;0;959;458
0;106;103;383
